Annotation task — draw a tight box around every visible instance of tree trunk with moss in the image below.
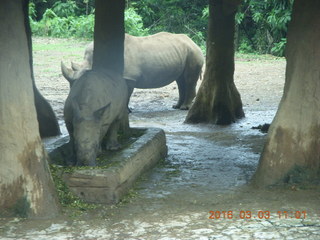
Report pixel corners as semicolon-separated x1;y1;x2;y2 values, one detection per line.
0;0;59;218
252;0;320;186
185;0;244;125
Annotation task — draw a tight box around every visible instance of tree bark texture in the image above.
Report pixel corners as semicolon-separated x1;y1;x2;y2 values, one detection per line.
0;0;59;218
252;0;320;186
93;0;125;74
185;0;244;125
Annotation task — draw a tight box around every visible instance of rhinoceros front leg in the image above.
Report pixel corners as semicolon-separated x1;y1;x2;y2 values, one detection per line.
105;120;121;151
180;81;196;110
178;67;200;110
66;135;77;166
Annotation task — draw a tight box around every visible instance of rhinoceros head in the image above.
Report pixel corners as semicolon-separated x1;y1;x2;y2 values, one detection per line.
71;100;111;166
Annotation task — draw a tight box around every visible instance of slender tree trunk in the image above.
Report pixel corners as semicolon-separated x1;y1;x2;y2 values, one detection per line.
34;86;61;138
0;0;59;218
252;1;320;186
24;0;60;138
93;0;125;73
185;0;244;125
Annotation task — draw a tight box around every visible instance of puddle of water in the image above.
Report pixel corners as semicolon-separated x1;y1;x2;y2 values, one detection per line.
127;107;277;204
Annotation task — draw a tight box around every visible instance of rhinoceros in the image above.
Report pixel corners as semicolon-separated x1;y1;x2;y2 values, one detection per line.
62;32;204;110
64;69;129;166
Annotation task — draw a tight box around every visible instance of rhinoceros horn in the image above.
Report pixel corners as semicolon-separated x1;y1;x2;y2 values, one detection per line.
71;61;82;71
61;61;77;84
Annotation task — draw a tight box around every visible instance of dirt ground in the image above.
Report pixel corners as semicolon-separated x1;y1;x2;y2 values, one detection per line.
33;37;285;122
1;37;319;239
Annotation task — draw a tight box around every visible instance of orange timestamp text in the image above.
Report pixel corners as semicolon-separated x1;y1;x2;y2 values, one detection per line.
208;210;307;220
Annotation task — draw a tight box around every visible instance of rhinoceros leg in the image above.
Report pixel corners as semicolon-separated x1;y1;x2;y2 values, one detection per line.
105;120;121;150
126;80;135;112
179;66;202;110
173;75;186;109
127;86;134;112
66;135;77;166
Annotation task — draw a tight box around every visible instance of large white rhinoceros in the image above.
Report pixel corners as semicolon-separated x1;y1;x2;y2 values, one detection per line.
62;32;204;110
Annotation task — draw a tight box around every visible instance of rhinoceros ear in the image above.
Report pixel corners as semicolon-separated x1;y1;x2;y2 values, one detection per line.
94;103;111;120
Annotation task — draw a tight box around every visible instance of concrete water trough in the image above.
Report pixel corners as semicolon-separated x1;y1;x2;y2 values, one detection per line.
48;128;167;204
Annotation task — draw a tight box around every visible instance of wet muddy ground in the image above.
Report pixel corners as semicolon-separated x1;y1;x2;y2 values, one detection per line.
1;37;320;239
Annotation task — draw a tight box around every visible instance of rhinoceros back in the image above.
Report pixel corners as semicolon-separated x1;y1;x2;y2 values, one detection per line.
124;32;203;89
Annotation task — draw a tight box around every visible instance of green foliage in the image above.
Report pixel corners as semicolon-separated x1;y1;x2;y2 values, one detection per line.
29;0;95;20
29;2;37;21
271;38;286;56
125;8;149;36
52;0;78;17
238;40;254;54
29;0;293;56
236;0;293;56
30;3;149;39
130;0;208;52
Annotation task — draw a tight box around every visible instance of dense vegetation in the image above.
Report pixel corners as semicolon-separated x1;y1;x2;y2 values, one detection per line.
29;0;293;56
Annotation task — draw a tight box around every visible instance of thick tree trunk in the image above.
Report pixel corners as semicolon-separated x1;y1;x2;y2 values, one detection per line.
185;0;244;125
92;0;125;73
0;0;59;218
252;1;320;186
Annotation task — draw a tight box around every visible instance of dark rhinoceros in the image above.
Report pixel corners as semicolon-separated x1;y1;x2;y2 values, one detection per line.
62;32;204;110
64;69;129;166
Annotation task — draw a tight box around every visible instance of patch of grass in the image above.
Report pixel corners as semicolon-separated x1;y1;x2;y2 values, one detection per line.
32;36;89;53
235;52;285;62
49;128;148;215
33;43;85;52
50;164;98;215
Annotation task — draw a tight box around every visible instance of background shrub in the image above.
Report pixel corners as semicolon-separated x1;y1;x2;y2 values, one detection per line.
29;0;293;56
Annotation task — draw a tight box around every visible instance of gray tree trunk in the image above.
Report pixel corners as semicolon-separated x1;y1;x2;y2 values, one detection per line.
252;0;320;186
34;85;60;138
92;0;129;132
0;0;59;218
185;0;244;125
93;0;125;73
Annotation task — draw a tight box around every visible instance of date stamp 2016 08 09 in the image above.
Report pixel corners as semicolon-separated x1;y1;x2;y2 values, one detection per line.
208;210;308;220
